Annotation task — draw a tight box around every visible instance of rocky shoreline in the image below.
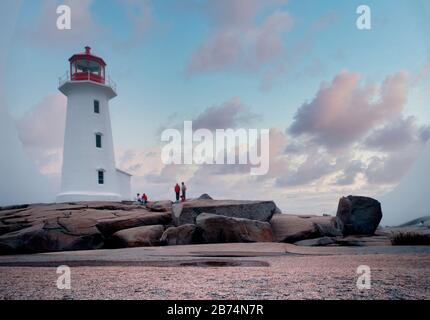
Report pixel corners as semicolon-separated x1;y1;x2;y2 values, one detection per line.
0;194;428;255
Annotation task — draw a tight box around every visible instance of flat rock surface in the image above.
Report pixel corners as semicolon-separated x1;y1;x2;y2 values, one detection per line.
0;202;169;253
0;202;152;236
0;243;429;299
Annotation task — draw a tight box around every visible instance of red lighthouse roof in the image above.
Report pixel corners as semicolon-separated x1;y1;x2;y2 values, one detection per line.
69;46;106;67
68;46;106;84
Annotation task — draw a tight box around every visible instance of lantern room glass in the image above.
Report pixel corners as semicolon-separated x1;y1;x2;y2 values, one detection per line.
70;59;105;84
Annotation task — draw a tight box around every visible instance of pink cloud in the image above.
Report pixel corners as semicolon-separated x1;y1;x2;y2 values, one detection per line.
17;94;66;149
187;0;292;74
192;97;261;130
15;94;66;179
289;71;409;149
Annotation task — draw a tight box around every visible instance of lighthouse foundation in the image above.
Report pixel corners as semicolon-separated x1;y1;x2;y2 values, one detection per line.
56;192;122;203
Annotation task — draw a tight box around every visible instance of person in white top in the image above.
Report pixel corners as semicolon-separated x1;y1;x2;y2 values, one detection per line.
181;182;187;201
135;193;142;204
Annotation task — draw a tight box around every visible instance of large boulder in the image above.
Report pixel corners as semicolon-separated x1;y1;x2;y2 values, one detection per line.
110;225;165;248
171;203;184;226
336;196;382;235
196;213;273;243
145;201;173;212
160;224;203;246
197;194;213;200
96;211;172;237
307;216;343;237
0;218;104;254
177;199;277;225
270;214;343;243
270;214;319;243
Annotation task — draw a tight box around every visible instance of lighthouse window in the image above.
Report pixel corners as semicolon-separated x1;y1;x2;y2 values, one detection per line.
76;60;101;75
94;100;100;113
96;134;102;148
98;170;104;184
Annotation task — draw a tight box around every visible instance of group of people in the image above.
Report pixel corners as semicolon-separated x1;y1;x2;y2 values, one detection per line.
175;182;187;202
134;182;188;205
135;193;148;205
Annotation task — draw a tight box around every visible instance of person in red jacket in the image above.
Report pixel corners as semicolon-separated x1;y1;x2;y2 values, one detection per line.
142;193;148;205
174;183;180;202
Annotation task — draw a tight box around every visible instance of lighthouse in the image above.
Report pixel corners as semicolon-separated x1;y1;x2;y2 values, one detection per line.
56;47;131;202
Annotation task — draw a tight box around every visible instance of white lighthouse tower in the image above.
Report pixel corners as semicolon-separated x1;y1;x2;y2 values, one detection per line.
56;47;131;202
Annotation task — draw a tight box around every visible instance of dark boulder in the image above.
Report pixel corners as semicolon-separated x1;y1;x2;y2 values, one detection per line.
336;196;382;235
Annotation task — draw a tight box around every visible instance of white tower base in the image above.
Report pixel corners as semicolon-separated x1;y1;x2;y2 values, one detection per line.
56;192;122;203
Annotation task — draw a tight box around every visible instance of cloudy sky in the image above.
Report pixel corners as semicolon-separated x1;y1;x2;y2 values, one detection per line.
2;0;430;222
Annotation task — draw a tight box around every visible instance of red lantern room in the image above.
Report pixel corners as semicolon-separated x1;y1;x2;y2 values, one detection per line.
69;46;106;84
